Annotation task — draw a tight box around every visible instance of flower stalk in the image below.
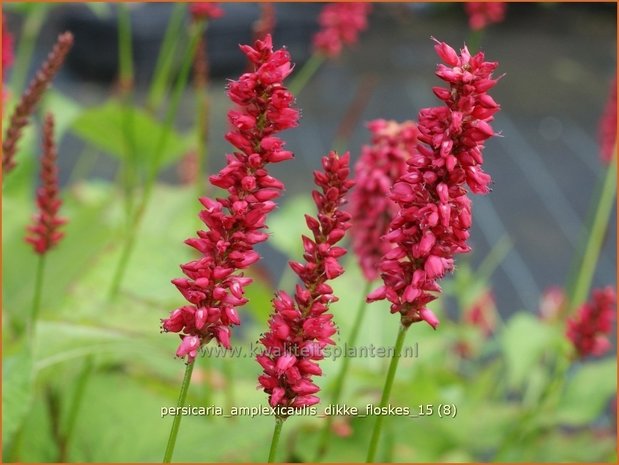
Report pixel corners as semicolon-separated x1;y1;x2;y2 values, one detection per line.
108;19;206;299
146;2;186;112
163;361;195;463
315;279;372;461
366;324;408;463
267;417;284;463
566;147;616;313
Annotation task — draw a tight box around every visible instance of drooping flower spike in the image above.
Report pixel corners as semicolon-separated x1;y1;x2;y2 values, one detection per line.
567;286;616;359
2;32;73;176
162;34;299;362
350;119;419;281
368;40;501;329
313;3;372;58
257;152;354;412
464;2;507;31
25;113;67;255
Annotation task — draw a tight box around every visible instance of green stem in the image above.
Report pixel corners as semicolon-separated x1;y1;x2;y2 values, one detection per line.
107;20;205;300
315;280;372;461
59;356;94;461
567;148;617;312
30;254;46;333
366;324;408;463
288;54;324;96
9;5;49;98
117;4;137;222
268;418;285;463
117;5;134;91
107;222;137;300
147;3;186;112
145;19;205;196
163;361;195;463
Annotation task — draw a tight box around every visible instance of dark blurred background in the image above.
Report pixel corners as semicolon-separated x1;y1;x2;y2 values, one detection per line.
3;2;617;318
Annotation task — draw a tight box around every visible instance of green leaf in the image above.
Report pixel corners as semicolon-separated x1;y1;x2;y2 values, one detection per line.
500;313;561;388
2;182;116;328
2;348;34;454
42;91;83;137
268;194;315;260
70;100;191;174
555;358;616;426
243;270;275;324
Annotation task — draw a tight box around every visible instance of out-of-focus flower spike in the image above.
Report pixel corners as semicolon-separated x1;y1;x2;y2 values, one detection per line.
3;32;73;176
313;3;372;58
25;113;67;254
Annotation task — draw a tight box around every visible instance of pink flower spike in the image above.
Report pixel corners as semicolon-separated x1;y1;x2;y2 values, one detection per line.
464;2;506;31
313;3;372;58
350;120;419;281
162;34;298;362
370;40;501;329
257;151;354;413
566;286;616;359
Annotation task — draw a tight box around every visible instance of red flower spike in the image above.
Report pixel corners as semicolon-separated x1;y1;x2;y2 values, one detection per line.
350;120;419;281
464;2;506;31
162;35;298;362
313;3;372;58
189;2;224;20
257;152;355;413
369;40;501;329
25;113;67;255
464;290;497;336
567;287;616;359
2;14;13;71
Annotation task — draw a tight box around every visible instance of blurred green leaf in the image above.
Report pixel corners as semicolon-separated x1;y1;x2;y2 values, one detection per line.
42;91;83;137
2;349;34;454
555;358;616;426
71;100;191;175
268;194;315;260
243;270;275;324
500;313;561;389
34;321;149;372
3;182;116;326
